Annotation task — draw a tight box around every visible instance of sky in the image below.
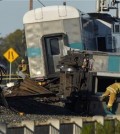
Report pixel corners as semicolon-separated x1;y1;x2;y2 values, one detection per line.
0;0;115;37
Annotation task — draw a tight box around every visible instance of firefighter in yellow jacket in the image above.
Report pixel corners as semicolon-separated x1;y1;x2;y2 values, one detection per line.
101;82;120;110
17;59;28;79
18;59;27;73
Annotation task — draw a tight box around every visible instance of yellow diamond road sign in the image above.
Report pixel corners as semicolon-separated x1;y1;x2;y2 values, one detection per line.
3;48;19;63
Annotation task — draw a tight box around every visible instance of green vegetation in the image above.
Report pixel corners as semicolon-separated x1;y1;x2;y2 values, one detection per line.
96;120;115;134
0;29;27;73
80;120;120;134
115;120;120;134
81;122;95;134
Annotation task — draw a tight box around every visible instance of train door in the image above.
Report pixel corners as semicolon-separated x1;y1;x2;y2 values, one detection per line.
44;35;65;75
97;37;107;51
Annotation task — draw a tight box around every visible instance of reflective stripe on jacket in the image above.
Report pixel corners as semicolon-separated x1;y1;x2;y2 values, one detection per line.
107;83;120;94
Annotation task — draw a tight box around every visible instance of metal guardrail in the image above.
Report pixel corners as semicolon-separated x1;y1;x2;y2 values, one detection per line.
2;74;23;80
0;74;26;86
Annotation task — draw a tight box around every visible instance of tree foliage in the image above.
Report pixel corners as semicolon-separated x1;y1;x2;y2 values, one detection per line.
0;29;27;73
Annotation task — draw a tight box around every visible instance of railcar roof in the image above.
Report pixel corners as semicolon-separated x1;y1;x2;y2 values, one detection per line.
23;5;81;24
88;13;120;23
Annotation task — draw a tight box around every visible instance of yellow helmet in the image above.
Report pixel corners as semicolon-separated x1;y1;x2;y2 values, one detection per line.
21;59;25;63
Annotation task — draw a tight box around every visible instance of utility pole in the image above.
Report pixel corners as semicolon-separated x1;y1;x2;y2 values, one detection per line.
29;0;33;10
96;0;120;18
112;0;120;18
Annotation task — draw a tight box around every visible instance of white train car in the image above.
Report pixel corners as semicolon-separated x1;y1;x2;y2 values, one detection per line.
23;5;96;79
23;5;120;79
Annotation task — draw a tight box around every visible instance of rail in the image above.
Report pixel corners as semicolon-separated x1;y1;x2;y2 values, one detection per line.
1;74;26;85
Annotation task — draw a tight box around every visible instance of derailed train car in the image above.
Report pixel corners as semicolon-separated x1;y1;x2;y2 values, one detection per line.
22;5;120;115
23;5;120;79
23;5;96;79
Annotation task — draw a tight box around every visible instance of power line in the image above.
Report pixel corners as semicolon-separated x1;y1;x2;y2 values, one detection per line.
37;0;45;7
29;0;33;10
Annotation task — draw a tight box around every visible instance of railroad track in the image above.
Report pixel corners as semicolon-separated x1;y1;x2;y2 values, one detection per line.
0;102;77;124
0;91;77;123
0;77;79;124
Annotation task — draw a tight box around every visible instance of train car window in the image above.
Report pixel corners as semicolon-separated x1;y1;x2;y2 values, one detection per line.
112;24;114;33
50;38;60;55
97;77;115;92
97;37;106;51
95;76;120;93
115;24;119;33
107;36;112;52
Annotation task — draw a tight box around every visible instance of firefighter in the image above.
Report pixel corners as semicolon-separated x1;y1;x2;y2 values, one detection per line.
18;59;27;73
17;59;28;79
82;54;89;72
80;53;90;89
100;82;120;110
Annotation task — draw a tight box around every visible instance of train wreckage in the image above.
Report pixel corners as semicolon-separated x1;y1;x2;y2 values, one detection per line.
1;5;120;116
1;50;120;116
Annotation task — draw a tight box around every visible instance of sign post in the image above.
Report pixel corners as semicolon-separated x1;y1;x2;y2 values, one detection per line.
3;48;19;82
